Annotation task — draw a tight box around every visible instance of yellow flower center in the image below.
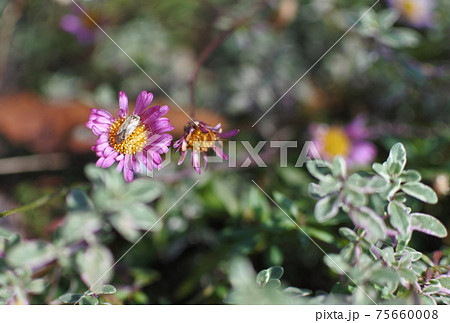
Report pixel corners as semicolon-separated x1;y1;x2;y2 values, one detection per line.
186;127;218;152
403;0;416;18
323;127;351;157
108;117;149;155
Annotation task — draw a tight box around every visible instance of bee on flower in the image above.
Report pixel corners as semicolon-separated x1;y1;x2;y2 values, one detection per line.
86;91;174;182
174;120;239;174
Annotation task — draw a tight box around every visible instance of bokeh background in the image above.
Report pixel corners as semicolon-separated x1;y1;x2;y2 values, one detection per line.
0;0;449;304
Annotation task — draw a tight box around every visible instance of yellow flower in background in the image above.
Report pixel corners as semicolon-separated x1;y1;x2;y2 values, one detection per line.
388;0;434;28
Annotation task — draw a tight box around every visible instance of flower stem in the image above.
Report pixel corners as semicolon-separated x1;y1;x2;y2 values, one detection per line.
0;187;70;218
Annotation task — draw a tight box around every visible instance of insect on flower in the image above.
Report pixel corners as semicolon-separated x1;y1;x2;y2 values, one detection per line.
116;115;141;144
174;120;239;174
86;90;174;182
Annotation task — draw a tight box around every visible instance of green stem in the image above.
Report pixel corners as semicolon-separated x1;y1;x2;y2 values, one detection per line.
0;187;70;218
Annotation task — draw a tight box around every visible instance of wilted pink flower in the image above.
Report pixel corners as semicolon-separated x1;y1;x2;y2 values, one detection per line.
387;0;434;28
86;91;174;182
310;115;376;167
174;121;239;174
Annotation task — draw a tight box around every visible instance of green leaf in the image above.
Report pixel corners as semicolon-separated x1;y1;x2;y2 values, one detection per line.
283;287;312;297
372;268;400;285
422;285;441;294
323;254;350;274
110;203;161;242
314;195;340;223
273;192;298;218
267;266;284;280
59;293;84;304
0;227;12;239
256;269;269;286
76;244;114;293
343;189;368;208
410;213;447;238
351;207;387;241
346;174;389;194
385;143;406;176
59;212;103;244
378;247;395;266
26;279;46;294
439;296;450;305
420;294;437;305
388;201;410;235
402;182;438;204
265;279;281;289
66;189;94;213
79;295;99;305
338;227;358;242
123;179;163;204
6;241;56;269
213;180;240;216
436;275;450;289
372;163;389;180
398;170;421;183
246;187;271;222
331;156;347;179
379;9;399;28
306;160;332;181
308;183;327;199
397;268;418;284
98;284;117;295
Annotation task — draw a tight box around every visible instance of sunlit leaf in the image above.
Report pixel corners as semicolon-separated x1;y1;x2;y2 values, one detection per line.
410;213;447;238
402;182;438;204
388;200;410;235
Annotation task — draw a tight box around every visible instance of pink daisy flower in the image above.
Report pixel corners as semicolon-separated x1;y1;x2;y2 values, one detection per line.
309;115;377;167
86;90;174;182
174;120;239;174
387;0;434;28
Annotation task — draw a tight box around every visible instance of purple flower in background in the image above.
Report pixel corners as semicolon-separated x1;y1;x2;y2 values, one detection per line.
60;13;95;45
310;115;377;167
86;91;174;182
387;0;434;28
174;121;239;174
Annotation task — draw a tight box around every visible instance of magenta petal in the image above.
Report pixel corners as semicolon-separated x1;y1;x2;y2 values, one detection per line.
116;158;124;172
178;151;187;165
133;91;146;115
203;152;208;170
94;109;114;119
92;125;105;136
118;91;129;118
140;93;154;114
97;135;109;144
173;139;182;149
123;155;134;182
192;150;201;174
213;145;228;160
158;105;169;116
198;124;209;133
131;155;141;173
102;155;116;168
220;129;239;138
345;115;370;140
96;157;105;167
211;123;222;131
348;142;377;166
